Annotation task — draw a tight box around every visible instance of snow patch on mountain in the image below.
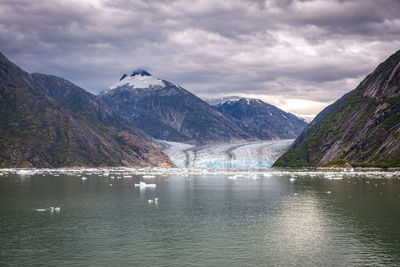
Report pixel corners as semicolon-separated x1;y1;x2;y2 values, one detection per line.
109;75;164;90
203;96;243;105
101;71;165;95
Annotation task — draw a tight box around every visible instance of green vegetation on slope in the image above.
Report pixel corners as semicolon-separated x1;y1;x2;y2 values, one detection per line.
0;53;172;168
274;50;400;168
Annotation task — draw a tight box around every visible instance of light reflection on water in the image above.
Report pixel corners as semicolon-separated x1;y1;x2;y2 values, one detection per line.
0;169;399;266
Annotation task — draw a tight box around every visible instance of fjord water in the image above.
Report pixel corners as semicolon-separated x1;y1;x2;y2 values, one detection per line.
1;171;400;266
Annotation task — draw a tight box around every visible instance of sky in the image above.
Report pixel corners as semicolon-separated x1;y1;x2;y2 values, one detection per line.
1;0;400;119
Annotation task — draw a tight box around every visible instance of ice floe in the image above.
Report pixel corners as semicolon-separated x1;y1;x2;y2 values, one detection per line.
1;166;399;182
50;207;60;213
17;170;36;176
148;198;159;205
142;175;156;179
35;207;60;213
35;209;47;212
135;181;156;188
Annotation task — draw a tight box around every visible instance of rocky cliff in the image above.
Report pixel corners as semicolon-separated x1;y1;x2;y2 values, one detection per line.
0;53;173;168
274;50;400;167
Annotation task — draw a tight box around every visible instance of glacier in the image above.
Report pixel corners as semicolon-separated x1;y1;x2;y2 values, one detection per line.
159;140;294;168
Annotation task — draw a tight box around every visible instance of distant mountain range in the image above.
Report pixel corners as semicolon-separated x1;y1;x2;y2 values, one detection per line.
274;50;400;168
0;53;173;168
0;51;314;168
203;96;243;106
2;49;398;168
99;71;307;144
216;98;307;140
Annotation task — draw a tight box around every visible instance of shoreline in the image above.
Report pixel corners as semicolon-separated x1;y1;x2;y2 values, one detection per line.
0;166;399;172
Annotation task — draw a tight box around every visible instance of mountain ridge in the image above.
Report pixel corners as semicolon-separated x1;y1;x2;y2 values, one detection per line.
274;50;400;167
0;52;173;168
216;98;308;140
99;71;257;144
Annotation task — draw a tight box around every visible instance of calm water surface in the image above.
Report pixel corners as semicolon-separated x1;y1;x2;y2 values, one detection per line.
1;170;400;266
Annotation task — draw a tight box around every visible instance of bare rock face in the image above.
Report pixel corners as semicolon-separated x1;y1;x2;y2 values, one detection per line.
215;98;307;140
0;52;173;168
274;50;400;167
99;71;255;145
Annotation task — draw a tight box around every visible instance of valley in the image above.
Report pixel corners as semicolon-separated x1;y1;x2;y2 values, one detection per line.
160;140;293;168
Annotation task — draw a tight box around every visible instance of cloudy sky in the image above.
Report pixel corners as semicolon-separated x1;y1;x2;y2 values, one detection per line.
1;0;400;119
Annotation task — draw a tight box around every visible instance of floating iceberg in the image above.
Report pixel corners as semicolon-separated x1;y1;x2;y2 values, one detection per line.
135;182;156;188
17;170;35;176
148;198;159;204
2;166;399;183
50;207;60;213
35;208;47;212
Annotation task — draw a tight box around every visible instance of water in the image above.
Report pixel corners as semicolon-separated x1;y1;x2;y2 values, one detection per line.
1;169;400;266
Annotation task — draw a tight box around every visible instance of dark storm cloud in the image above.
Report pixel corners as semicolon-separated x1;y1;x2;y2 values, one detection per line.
1;0;400;116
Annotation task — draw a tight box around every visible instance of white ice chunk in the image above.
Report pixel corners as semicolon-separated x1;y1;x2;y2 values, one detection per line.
135;181;156;188
17;170;35;176
143;175;156;179
35;209;47;212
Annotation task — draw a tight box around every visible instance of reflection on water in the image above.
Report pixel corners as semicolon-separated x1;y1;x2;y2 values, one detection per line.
0;169;400;266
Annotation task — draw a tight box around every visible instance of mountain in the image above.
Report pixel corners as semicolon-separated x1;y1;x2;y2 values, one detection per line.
203;96;243;106
31;73;141;135
0;52;172;168
215;98;307;140
274;50;400;168
99;70;255;144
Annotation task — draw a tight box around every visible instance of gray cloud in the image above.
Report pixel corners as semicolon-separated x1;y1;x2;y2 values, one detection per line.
1;0;400;117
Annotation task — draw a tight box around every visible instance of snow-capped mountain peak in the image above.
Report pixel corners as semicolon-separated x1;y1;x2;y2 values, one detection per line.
203;95;243;105
235;98;263;105
101;69;165;95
